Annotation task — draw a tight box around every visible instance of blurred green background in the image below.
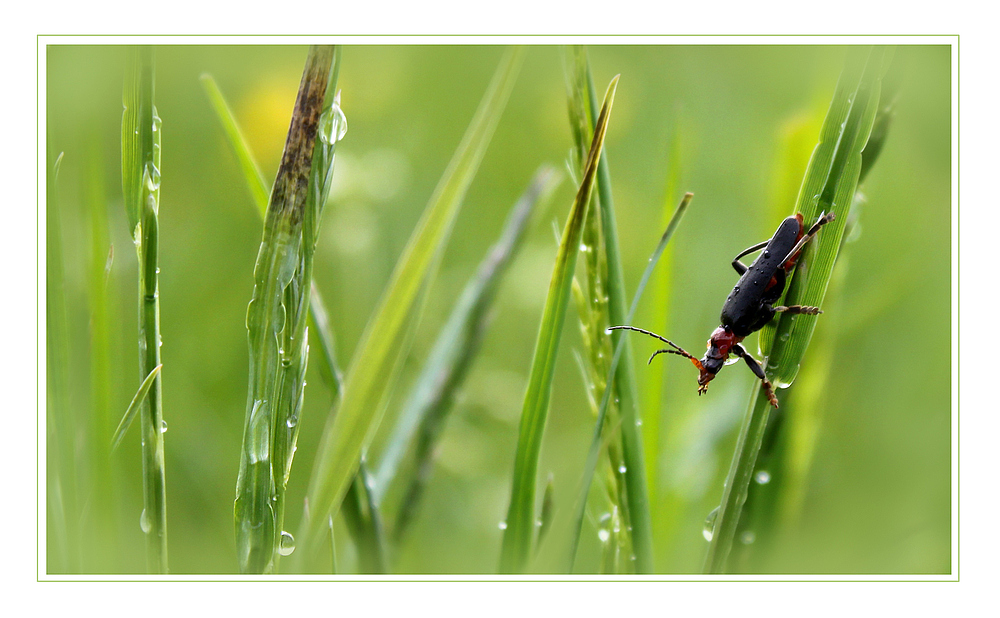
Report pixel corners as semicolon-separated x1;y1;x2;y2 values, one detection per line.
45;44;951;574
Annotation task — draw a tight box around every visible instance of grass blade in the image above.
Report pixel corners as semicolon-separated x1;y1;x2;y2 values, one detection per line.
85;139;118;566
202;70;348;400
199;73;270;217
121;45;167;573
703;46;891;574
46;151;77;572
378;165;558;540
111;364;163;452
565;193;692;570
235;45;341;574
574;48;655;572
295;47;525;570
203;62;387;572
729;60;902;572
499;75;619;574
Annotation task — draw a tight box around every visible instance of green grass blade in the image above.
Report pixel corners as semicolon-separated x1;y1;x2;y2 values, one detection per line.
341;462;387;573
200;72;346;398
295;47;525;570
46;151;77;572
703;46;890;574
199;73;270;217
235;45;340;574
730;59;902;572
85;139;116;565
111;364;163;452
307;282;344;397
203;58;385;573
565;193;692;570
643;105;685;515
564;46;628;572
499;75;618;574
121;45;168;573
378;166;558;539
577;48;655;572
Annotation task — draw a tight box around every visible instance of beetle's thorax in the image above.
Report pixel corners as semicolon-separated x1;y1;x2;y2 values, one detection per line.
697;325;744;387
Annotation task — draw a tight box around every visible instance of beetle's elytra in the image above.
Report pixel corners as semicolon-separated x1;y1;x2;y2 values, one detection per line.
610;211;834;408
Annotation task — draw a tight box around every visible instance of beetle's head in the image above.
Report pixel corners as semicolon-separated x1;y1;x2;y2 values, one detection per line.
695;326;740;394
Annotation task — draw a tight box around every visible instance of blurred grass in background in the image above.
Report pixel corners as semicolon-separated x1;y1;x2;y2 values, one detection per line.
45;44;951;574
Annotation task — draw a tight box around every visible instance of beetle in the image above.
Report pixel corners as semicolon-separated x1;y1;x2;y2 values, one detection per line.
610;211;835;408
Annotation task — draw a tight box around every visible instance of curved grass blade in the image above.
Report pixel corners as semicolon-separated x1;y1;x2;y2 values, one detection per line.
294;47;525;570
571;47;655;572
111;364;163;452
121;45;167;573
199;73;270;217
565;192;692;570
703;46;891;574
235;45;341;574
378;165;558;540
499;75;618;574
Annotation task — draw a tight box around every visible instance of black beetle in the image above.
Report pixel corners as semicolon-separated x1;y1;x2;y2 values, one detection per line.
610;211;834;408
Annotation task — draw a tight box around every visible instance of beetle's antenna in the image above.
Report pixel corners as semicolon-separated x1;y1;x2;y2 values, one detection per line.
649;348;695;364
608;325;704;369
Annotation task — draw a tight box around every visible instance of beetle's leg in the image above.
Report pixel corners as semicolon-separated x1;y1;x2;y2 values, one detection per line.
732;343;779;408
780;211;836;267
773;304;823;315
731;240;770;275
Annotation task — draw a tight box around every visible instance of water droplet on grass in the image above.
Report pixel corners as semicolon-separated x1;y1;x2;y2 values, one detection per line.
278;531;296;556
703;506;719;541
754;470;771;485
160;420;168;434
140;509;151;533
498;521;507;530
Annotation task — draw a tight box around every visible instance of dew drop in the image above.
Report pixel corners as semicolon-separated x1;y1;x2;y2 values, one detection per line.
779;332;790;342
740;530;756;545
140;509;151;533
754;470;771;485
278;531;296;556
286;415;298;429
498;521;507;530
145;162;161;192
318;99;349;146
160;420;168;434
248;400;270;464
618;464;627;474
598;528;611;543
703;506;720;542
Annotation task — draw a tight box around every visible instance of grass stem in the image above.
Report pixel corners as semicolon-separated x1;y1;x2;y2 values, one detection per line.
122;46;168;573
